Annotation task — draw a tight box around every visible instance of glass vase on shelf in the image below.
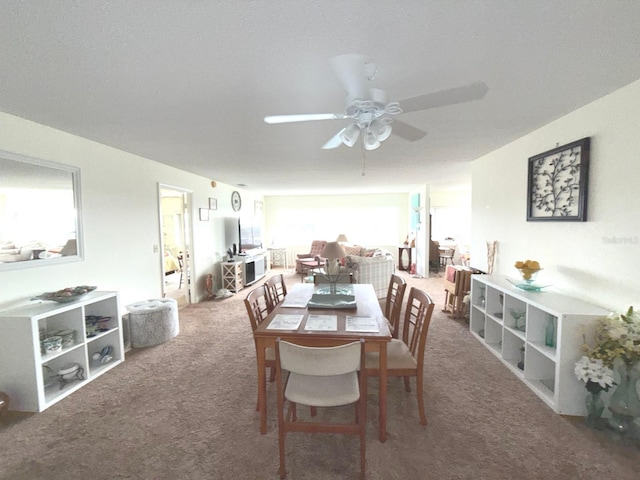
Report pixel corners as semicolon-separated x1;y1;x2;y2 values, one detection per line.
477;286;485;308
545;315;556;348
608;361;640;437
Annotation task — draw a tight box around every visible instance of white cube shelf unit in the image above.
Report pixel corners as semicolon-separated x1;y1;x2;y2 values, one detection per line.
469;275;609;415
0;291;124;412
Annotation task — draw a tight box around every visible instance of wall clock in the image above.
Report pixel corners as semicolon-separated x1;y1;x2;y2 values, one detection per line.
231;191;242;212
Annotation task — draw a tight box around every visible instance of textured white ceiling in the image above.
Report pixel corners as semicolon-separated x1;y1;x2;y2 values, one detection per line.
1;1;640;194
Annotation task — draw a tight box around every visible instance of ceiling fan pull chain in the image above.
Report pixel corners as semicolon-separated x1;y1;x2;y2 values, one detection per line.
361;136;366;176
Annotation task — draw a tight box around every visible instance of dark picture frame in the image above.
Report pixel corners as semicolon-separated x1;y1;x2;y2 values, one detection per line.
208;197;217;210
527;137;590;222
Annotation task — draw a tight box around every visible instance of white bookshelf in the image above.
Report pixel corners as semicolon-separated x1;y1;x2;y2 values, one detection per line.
469;275;609;415
0;291;124;412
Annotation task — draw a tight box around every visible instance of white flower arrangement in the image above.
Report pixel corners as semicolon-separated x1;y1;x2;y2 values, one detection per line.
581;306;640;368
574;356;615;393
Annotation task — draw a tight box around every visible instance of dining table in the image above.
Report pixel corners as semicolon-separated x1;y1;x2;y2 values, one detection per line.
253;282;391;442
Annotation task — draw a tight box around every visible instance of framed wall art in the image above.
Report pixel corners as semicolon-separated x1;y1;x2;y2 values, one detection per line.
199;208;210;221
208;197;217;210
527;137;590;222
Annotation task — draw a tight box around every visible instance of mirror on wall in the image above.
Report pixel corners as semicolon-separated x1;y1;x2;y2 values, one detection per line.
0;150;83;271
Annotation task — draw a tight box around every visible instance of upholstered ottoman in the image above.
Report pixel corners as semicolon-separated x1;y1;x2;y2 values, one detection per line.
126;298;180;348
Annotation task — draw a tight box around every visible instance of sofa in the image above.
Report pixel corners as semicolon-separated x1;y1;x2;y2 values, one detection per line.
343;245;395;298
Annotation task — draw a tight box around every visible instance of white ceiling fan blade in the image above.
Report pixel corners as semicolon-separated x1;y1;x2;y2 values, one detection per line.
321;128;346;149
399;81;489;114
331;54;376;100
391;119;428;142
264;113;349;124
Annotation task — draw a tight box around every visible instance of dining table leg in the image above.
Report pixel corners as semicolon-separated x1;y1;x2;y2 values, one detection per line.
256;340;267;434
379;342;387;442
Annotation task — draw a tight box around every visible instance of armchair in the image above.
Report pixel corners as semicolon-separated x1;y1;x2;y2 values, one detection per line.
295;240;327;273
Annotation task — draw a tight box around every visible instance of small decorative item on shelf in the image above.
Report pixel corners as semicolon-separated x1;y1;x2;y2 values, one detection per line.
545;315;556;347
42;335;62;354
518;344;525;370
477;286;486;308
85;315;111;338
574;356;615;429
56;329;76;348
512;259;546;291
91;345;114;365
495;294;504;318
57;363;84;389
579;306;640;435
509;309;526;331
33;285;97;303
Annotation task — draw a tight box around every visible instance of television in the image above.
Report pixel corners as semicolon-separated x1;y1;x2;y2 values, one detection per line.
224;216;262;254
239;215;263;252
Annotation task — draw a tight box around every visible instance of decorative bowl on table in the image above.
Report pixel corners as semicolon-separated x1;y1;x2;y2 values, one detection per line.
34;285;97;303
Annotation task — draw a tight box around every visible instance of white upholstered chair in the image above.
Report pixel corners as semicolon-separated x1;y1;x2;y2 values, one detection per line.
275;339;366;479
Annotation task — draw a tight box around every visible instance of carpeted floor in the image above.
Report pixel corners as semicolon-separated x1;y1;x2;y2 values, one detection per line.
1;269;638;479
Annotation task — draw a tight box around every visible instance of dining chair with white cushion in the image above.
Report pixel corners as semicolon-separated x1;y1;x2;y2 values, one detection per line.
275;339;366;479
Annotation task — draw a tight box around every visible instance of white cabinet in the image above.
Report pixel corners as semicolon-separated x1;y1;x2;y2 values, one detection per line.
469;275;609;415
0;291;124;412
222;261;244;292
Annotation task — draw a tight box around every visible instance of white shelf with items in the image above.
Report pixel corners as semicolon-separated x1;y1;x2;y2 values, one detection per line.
0;291;124;412
469;275;609;415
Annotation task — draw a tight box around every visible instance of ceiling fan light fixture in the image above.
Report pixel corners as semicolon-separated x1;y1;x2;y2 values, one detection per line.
370;118;392;142
341;123;361;147
364;129;381;150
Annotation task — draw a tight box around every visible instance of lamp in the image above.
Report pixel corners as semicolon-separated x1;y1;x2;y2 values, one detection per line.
336;234;349;243
321;241;347;293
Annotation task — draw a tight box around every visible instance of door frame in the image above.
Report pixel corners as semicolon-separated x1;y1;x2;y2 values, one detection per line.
158;183;193;303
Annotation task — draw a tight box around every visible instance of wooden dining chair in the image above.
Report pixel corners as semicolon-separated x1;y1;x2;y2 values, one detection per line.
365;286;435;425
275;339;367;480
244;285;276;405
265;273;288;312
384;274;407;339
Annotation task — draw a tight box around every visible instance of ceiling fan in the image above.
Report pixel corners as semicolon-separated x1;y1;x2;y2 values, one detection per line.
264;54;488;151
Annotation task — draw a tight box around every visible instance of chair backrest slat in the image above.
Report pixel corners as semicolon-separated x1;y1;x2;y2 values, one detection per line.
385;274;407;339
244;285;271;331
265;274;287;312
401;287;435;364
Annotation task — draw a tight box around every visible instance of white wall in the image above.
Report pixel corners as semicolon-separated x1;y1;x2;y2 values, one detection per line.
471;79;640;311
0;111;262;311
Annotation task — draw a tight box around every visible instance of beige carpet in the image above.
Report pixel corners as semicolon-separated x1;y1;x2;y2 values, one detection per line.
1;269;638;479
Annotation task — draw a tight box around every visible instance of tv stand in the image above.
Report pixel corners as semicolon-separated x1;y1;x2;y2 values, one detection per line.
242;250;269;285
222;251;270;291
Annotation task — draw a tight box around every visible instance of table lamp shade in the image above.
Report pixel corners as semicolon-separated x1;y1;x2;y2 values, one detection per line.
336;234;349;243
322;241;346;260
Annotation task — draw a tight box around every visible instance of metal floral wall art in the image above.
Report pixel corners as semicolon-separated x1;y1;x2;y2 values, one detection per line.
527;137;590;221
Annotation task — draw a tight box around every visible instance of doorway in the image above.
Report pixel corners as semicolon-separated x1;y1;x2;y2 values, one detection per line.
159;185;192;306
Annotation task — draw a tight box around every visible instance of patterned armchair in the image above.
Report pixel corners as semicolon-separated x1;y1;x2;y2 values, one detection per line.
295;240;327;273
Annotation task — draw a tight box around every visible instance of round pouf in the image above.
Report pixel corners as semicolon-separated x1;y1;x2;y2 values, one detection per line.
126;298;180;348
